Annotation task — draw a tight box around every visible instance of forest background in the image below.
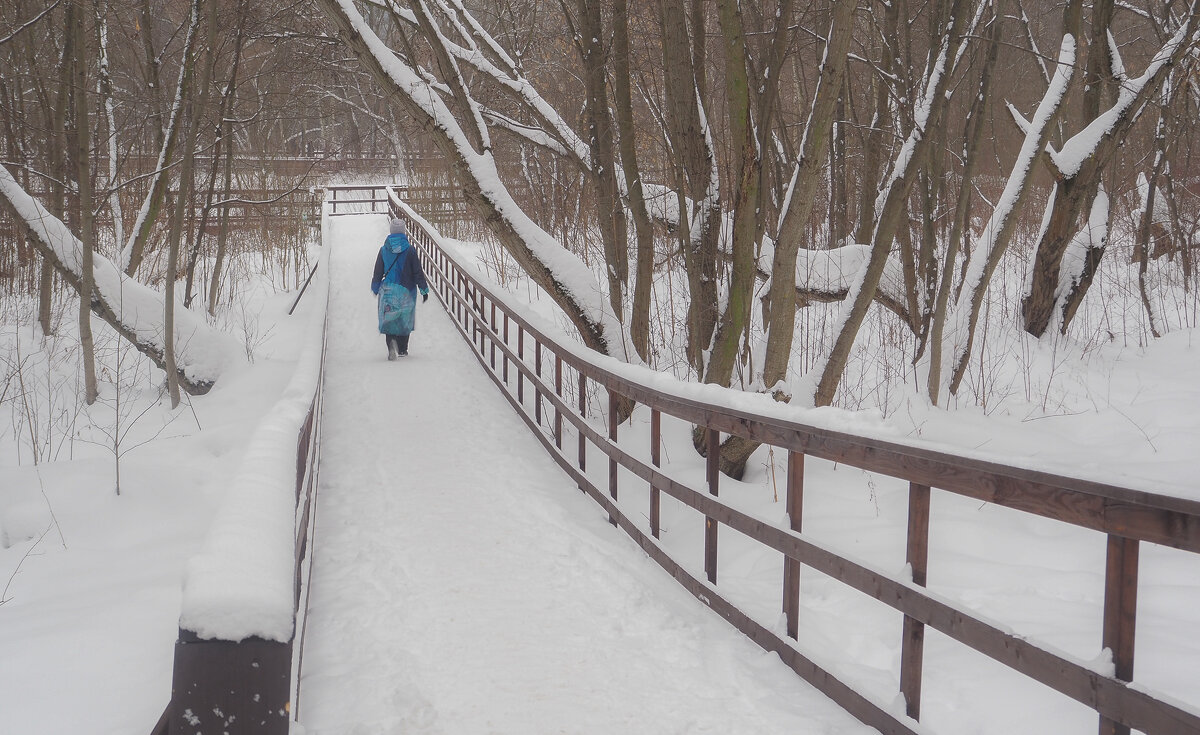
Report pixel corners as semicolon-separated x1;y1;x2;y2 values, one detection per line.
1;0;1198;472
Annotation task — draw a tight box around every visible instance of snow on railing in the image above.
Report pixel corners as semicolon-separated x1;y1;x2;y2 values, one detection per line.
151;220;330;735
388;186;1200;735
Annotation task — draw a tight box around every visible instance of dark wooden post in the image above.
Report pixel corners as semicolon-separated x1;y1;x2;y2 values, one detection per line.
456;274;464;325
705;429;719;584
474;291;485;356
650;408;661;539
489;302;497;370
554;355;563;449
783;450;805;639
517;326;525;405
502;314;510;384
608;390;619;525
900;483;931;720
578;373;587;473
534;341;543;426
1099;535;1140;735
167;633;291;735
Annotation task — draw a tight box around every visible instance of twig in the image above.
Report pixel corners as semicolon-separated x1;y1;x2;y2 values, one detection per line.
35;468;66;548
1;525;50;606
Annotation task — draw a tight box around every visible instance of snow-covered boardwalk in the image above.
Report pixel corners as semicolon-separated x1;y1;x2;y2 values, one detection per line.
294;216;871;734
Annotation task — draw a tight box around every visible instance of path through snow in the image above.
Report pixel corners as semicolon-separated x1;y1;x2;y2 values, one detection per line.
294;215;873;734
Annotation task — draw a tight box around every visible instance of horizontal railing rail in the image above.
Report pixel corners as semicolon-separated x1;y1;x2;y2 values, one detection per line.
377;185;1200;735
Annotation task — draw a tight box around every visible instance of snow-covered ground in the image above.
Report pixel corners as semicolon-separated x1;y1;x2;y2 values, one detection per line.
0;270;316;732
1;211;1197;734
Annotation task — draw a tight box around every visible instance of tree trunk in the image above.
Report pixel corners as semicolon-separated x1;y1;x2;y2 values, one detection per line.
925;10;998;402
660;0;719;372
612;0;654;361
69;0;99;405
1022;0;1198;337
812;0;972;407
123;9;200;276
575;0;628;317
163;0;204;408
702;0;760;391
1;163;223;395
316;0;626;361
717;0;855;478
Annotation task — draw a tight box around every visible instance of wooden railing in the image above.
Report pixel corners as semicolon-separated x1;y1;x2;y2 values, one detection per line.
327;182;471;226
376;186;1200;735
151;229;328;735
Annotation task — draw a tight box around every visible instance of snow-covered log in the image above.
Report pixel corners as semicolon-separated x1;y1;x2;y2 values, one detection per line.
0;163;237;394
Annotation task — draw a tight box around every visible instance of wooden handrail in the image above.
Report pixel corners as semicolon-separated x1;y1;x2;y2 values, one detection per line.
382;186;1200;735
153;215;330;735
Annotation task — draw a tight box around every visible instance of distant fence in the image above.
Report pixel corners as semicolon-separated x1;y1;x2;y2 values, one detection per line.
372;185;1199;735
327;183;475;233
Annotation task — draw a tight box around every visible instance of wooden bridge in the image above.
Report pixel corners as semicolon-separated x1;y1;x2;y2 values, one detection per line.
152;186;1200;735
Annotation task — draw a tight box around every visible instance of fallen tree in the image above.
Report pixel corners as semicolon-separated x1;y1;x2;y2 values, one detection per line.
0;163;237;395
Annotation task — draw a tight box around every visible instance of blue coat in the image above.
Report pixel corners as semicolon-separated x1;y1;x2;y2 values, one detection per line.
371;234;429;335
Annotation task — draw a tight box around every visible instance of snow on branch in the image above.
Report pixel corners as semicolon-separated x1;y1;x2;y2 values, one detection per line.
318;0;629;359
394;0;592;169
1051;12;1200;178
0;163;238;394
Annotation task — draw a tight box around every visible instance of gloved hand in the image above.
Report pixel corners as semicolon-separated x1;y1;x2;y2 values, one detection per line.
422;292;429;303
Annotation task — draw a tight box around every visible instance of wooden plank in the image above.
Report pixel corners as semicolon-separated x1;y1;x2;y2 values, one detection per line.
535;341;543;426
784;451;804;640
555;355;563;450
578;373;587;473
503;314;510;384
651;408;661;540
1099;535;1140;735
608;391;619;525
706;429;720;584
490;302;497;370
900;483;931;720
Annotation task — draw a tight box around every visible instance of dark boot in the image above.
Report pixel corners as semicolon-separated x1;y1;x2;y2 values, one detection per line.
398;335;410;356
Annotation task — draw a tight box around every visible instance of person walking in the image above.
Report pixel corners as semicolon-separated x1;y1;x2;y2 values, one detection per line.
371;217;430;359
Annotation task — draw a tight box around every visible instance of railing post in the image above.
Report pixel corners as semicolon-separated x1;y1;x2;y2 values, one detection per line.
705;429;719;584
900;482;931;720
608;390;619;525
490;303;497;370
474;291;484;355
503;314;510;384
554;355;563;449
783;450;804;639
535;341;543;426
517;326;525;406
1099;535;1139;735
578;373;587;474
650;408;661;539
455;273;463;324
